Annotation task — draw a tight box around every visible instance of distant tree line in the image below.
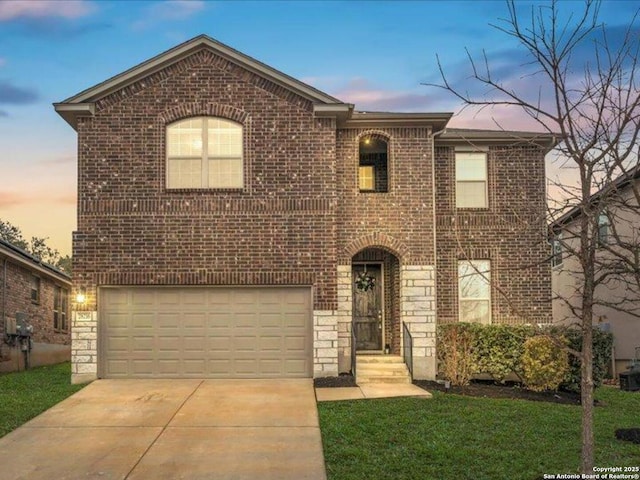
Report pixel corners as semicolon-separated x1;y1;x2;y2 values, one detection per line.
0;219;71;274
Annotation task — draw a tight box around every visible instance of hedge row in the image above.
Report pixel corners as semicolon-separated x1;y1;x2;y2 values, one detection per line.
436;323;613;391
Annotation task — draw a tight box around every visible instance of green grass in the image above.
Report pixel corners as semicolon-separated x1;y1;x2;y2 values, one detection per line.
0;362;86;438
318;388;640;480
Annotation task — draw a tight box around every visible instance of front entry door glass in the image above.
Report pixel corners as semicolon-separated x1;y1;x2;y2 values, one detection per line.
353;264;383;351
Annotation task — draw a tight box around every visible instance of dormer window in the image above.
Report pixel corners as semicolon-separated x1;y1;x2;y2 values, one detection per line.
167;117;243;189
359;136;388;192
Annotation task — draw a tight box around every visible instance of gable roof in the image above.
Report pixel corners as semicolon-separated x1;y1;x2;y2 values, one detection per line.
54;34;348;129
550;165;640;230
0;239;71;284
53;35;561;141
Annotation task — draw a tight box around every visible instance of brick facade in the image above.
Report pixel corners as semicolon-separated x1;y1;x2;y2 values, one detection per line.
57;36;553;382
73;49;337;314
434;145;552;325
0;242;71;372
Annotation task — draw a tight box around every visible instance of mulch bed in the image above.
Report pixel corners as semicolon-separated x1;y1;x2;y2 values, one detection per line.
615;428;640;444
414;379;589;405
314;373;357;388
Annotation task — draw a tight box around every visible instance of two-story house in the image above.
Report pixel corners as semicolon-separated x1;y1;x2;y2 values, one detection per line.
551;168;640;375
55;35;556;384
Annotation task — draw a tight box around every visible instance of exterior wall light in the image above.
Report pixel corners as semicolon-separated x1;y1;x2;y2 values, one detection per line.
76;289;86;304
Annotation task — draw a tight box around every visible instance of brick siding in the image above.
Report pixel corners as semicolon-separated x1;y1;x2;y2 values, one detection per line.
74;49;338;312
67;43;553;380
0;256;70;366
434;145;552;324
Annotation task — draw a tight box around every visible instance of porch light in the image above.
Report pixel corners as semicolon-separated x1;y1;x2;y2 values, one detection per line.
76;289;86;304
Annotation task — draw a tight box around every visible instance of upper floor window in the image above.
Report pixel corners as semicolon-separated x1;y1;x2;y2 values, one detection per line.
458;260;491;324
54;286;68;332
167;117;243;189
30;275;40;304
456;152;488;208
551;234;563;267
359;136;388;192
597;211;610;245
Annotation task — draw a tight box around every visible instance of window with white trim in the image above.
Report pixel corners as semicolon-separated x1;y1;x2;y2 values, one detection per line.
167;117;243;189
598;212;610;245
551;234;563;267
458;260;491;324
456;152;488;208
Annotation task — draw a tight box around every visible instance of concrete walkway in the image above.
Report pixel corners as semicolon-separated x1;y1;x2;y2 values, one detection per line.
0;379;326;480
315;383;432;401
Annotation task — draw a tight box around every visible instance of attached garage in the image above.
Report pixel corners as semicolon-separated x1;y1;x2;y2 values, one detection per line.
99;286;312;379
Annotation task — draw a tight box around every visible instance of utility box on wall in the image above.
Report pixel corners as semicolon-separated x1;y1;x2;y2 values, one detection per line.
4;316;16;336
620;370;640;391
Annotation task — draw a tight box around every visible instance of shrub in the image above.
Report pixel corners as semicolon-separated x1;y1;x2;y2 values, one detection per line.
437;323;479;386
521;335;569;392
561;327;614;393
474;324;534;382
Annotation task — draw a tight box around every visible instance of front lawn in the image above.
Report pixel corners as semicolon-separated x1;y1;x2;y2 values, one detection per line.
318;387;640;480
0;362;86;438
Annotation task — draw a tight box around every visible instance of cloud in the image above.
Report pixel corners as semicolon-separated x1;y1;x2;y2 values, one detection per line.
0;80;39;104
0;0;94;21
0;190;76;207
133;0;206;30
329;78;442;112
0;110;8;117
38;154;76;166
447;104;550;132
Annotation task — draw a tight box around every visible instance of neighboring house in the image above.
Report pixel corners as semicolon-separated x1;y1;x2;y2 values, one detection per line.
0;239;71;372
551;168;640;375
54;35;556;384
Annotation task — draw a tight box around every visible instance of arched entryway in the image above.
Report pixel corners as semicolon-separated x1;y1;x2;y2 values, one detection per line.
352;248;401;354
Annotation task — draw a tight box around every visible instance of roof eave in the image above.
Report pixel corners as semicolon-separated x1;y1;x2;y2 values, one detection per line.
341;112;453;130
53;103;95;130
436;130;561;152
550;167;640;229
0;243;72;284
313;104;354;125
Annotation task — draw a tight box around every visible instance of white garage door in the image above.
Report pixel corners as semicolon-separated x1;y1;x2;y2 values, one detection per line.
99;286;312;378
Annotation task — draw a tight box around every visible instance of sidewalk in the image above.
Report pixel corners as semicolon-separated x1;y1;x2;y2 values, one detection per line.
316;383;432;402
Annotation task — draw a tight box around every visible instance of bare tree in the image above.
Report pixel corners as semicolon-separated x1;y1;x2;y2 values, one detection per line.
428;0;640;473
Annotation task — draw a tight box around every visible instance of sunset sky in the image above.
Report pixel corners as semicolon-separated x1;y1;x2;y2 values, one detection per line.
0;0;634;255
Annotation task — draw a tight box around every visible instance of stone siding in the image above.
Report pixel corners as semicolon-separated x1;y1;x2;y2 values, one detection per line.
401;265;437;379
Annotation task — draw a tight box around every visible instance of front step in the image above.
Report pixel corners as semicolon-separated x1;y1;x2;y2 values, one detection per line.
356;355;411;385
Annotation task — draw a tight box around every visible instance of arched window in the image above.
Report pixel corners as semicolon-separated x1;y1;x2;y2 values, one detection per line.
167;117;243;189
359;135;388;193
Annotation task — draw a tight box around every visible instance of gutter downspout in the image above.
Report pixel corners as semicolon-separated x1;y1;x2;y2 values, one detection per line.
1;256;7;359
431;127;445;362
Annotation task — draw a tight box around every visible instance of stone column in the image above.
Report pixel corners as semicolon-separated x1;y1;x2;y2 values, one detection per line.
400;265;437;380
313;310;338;377
71;311;98;384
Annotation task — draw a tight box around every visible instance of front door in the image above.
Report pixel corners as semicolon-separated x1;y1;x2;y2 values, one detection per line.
352;264;383;351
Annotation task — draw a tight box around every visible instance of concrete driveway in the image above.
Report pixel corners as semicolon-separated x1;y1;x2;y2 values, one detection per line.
0;379;326;480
